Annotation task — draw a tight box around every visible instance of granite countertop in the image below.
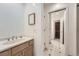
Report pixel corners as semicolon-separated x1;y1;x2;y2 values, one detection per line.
0;37;33;52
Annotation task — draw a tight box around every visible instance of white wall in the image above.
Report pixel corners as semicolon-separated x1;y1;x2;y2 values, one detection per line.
0;3;25;38
44;3;77;56
24;3;44;56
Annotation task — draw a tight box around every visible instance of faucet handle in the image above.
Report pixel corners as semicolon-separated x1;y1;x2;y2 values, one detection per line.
7;38;10;41
19;36;23;38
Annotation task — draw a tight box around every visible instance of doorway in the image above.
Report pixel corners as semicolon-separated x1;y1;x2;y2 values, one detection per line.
48;9;66;56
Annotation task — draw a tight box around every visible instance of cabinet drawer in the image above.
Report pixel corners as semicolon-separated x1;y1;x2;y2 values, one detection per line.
26;47;33;56
0;49;11;56
12;42;27;55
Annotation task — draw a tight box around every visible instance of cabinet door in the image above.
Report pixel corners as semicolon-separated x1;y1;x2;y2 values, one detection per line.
27;47;33;56
0;49;11;56
12;43;26;55
23;47;33;56
23;48;28;56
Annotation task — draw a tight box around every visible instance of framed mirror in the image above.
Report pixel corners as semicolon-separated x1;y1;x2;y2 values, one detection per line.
28;13;35;25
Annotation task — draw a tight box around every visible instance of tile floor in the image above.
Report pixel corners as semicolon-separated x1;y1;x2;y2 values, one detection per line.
44;39;65;56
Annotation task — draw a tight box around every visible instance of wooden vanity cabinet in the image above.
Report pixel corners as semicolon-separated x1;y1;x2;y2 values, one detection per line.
12;39;33;56
0;39;34;56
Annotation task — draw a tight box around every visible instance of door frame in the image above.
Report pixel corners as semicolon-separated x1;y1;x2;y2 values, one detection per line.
48;8;66;41
48;8;69;56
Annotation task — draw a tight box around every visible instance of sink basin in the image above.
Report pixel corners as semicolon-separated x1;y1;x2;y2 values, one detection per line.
3;41;16;45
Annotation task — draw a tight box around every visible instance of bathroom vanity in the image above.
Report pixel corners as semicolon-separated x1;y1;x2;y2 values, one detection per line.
0;37;34;56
